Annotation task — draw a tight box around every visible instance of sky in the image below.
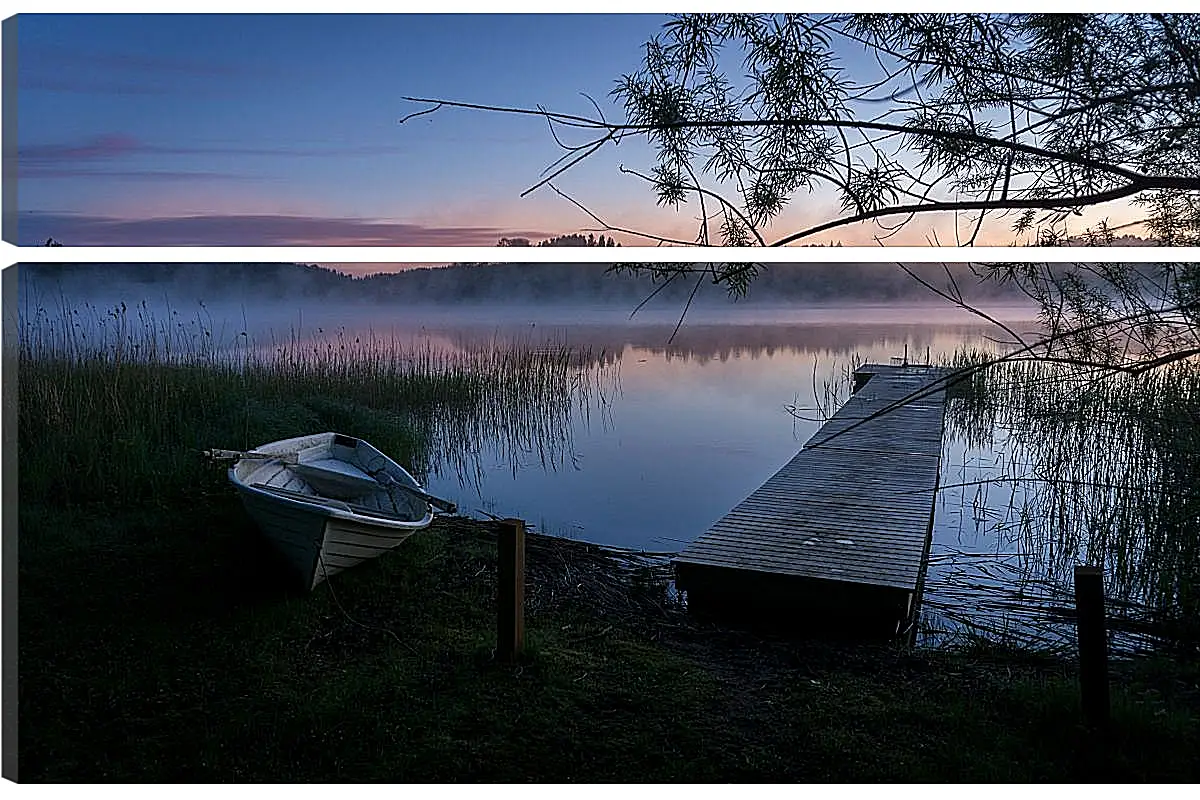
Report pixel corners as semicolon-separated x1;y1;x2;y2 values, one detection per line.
13;12;1152;248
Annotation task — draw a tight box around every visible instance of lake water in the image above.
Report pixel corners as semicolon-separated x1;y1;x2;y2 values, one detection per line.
406;309;1004;550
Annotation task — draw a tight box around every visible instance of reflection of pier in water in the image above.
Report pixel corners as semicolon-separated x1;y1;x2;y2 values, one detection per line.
674;364;950;637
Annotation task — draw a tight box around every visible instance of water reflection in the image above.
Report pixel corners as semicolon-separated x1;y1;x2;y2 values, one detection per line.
374;315;1008;546
925;362;1200;653
366;313;1034;367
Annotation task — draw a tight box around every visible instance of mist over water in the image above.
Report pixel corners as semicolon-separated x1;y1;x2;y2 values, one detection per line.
16;260;1036;344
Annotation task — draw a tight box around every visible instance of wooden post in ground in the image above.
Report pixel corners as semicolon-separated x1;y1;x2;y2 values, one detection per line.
497;518;526;663
1074;565;1110;730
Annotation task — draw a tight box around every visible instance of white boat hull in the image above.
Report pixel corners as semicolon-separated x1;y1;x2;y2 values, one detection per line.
227;432;435;590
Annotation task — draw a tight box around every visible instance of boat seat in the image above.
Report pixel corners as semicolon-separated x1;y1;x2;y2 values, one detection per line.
290;457;380;499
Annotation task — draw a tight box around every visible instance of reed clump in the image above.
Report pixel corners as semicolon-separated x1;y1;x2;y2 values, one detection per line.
937;353;1200;652
17;299;611;508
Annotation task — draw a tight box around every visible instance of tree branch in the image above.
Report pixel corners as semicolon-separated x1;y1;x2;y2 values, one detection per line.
769;182;1155;247
401;96;1199;190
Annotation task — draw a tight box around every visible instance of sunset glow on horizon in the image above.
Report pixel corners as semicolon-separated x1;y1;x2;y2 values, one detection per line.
12;13;1152;248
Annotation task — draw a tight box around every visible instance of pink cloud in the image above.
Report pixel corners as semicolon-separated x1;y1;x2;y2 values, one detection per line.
20;134;142;163
19;168;264;182
19;133;418;170
19;212;555;247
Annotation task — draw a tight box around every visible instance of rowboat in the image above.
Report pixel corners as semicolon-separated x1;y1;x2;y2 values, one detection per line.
208;432;457;590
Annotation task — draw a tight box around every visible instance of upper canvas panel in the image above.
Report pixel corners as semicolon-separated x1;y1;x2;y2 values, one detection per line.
8;13;1199;247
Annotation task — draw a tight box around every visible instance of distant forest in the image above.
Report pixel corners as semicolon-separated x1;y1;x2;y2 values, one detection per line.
22;261;1032;307
497;233;620;247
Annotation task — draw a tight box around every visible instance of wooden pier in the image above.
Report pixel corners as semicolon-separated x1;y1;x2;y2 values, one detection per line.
674;364;952;636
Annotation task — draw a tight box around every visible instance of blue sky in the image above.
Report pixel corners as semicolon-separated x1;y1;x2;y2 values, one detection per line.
17;14;674;245
13;12;1149;247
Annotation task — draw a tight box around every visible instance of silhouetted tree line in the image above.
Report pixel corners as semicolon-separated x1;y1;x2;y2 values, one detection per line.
23;262;1031;309
22;263;350;301
498;233;619;247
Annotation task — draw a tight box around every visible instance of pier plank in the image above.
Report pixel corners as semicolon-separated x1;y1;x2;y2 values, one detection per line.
674;364;951;617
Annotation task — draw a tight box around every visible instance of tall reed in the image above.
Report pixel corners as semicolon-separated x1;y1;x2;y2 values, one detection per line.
17;300;615;509
936;354;1200;651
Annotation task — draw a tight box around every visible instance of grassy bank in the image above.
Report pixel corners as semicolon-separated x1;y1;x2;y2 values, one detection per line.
18;505;1200;781
15;316;1200;781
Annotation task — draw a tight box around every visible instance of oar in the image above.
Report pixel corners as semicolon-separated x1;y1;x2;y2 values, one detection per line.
207;448;457;514
376;471;458;514
250;484;418;522
204;448;298;463
258;479;457;516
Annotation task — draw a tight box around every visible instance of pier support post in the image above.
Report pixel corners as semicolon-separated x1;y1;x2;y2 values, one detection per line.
497;518;526;663
1073;565;1110;730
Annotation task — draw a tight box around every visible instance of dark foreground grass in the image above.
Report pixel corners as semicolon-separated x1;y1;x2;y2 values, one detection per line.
18;499;1200;782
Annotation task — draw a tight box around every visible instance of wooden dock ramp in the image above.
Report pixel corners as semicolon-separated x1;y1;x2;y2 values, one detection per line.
674;364;952;636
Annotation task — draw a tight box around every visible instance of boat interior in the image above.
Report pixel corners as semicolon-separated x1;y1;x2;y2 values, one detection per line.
234;433;429;522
